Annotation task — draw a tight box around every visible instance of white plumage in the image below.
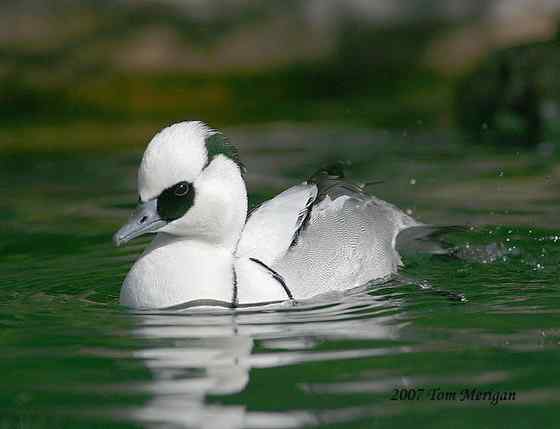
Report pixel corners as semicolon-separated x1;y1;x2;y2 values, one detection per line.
114;121;432;309
236;184;318;267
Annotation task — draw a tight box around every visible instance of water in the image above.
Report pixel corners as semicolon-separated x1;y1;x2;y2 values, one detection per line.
1;124;560;428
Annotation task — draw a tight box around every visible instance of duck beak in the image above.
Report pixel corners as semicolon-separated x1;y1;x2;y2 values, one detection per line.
113;199;167;247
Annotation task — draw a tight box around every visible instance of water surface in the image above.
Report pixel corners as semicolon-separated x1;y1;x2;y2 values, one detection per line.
1;125;559;428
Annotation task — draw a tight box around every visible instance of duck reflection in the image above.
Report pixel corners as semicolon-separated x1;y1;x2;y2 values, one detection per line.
126;289;406;428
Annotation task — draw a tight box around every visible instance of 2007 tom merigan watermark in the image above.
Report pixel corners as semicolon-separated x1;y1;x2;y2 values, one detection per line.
391;388;516;406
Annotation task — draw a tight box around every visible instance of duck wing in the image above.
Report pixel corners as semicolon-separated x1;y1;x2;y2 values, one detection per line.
239;163;459;299
272;186;419;298
236;183;318;266
237;162;400;269
264;163;422;297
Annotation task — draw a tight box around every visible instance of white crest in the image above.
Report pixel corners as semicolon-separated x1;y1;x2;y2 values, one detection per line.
138;121;212;201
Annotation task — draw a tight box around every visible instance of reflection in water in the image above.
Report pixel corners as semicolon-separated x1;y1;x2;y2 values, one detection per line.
2;123;560;427
2;224;560;427
131;317;254;428
126;289;406;428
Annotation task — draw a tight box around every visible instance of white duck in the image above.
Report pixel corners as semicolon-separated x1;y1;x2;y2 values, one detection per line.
114;121;445;309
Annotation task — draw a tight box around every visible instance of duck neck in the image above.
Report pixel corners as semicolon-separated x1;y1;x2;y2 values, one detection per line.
157;156;248;253
199;157;248;252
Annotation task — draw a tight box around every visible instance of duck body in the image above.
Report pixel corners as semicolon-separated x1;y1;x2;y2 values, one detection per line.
120;236;289;308
114;121;427;309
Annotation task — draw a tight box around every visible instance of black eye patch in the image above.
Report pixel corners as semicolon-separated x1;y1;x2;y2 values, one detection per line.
157;181;195;221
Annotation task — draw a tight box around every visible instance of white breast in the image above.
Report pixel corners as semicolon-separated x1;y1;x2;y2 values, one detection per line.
120;235;296;309
120;236;235;309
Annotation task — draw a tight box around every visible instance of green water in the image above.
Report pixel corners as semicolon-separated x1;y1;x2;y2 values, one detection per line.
2;125;560;428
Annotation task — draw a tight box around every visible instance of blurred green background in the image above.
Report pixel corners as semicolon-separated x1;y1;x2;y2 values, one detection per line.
3;3;560;428
1;0;559;150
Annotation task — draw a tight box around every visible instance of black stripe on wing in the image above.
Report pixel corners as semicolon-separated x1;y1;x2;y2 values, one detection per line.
289;161;356;248
231;265;238;307
289;193;316;248
249;257;294;300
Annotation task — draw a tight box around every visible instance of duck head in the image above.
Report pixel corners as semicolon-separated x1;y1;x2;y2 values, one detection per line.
113;121;247;249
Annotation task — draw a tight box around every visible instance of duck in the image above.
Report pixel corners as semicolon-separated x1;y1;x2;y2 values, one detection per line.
114;121;448;309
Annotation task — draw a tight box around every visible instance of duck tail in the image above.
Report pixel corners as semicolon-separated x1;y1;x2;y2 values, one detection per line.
395;225;466;256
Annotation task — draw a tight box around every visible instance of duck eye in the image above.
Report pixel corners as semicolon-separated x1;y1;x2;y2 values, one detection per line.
157;181;195;221
174;182;189;197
